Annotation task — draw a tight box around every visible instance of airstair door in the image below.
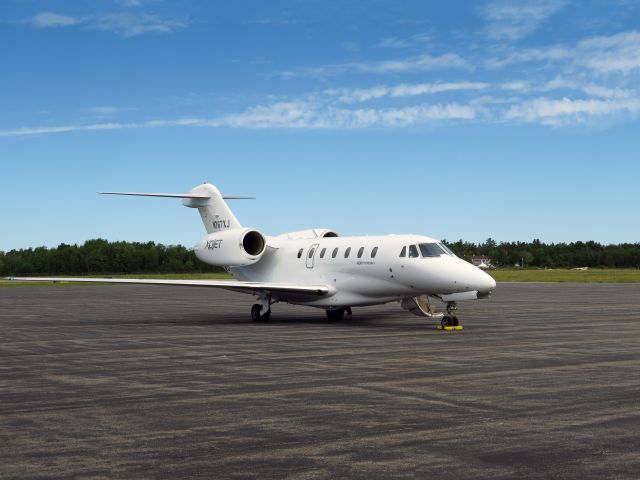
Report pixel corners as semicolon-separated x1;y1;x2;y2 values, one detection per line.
306;243;319;269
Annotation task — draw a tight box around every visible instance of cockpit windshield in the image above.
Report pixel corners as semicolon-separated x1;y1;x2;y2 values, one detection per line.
438;243;456;257
419;243;447;257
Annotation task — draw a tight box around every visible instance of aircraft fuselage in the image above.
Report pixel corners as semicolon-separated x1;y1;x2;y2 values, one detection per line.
230;234;496;308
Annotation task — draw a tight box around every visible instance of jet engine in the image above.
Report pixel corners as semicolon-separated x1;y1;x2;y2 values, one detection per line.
195;228;266;267
277;229;339;239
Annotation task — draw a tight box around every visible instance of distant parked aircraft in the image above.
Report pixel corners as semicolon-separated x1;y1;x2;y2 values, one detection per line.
9;183;496;327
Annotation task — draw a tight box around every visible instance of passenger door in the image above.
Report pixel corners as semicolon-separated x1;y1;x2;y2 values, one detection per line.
306;243;319;269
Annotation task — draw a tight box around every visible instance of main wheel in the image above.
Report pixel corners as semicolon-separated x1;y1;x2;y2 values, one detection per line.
452;316;459;327
326;308;345;320
252;304;271;322
251;304;262;322
441;316;454;328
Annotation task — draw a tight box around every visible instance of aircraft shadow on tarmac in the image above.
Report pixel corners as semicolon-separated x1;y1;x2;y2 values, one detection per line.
167;310;442;329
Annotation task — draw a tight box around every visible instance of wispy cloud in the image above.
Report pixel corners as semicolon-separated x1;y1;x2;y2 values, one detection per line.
376;37;412;49
486;30;640;73
326;81;489;103
544;78;576;90
32;12;80;28
0;119;203;138
29;11;185;37
504;96;640;126
581;84;634;99
7;19;640;136
217;101;476;128
88;12;185;36
4;87;640;136
578;30;640;73
84;106;137;116
0;100;477;137
500;81;530;92
483;0;567;41
279;53;473;79
485;45;569;69
375;33;431;49
117;0;144;7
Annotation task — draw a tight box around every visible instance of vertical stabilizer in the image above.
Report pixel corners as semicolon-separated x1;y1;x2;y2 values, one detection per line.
182;184;242;233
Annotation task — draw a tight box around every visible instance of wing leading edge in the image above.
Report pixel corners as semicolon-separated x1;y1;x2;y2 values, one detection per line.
4;277;330;296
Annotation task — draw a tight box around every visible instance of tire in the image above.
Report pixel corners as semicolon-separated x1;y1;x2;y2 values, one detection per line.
326;308;345;320
251;304;262;322
452;316;459;327
441;316;453;328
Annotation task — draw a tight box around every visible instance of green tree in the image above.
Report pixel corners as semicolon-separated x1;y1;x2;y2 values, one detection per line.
521;251;534;268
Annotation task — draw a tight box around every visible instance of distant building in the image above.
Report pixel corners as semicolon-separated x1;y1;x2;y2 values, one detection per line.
471;255;492;268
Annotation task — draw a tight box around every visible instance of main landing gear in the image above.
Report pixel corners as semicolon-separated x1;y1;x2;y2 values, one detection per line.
440;301;459;328
325;306;353;321
251;294;272;322
251;304;270;322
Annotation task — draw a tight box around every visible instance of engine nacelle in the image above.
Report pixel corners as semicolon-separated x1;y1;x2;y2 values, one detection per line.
195;228;266;267
277;228;339;240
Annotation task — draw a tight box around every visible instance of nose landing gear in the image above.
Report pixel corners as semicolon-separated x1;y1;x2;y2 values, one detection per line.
440;301;461;329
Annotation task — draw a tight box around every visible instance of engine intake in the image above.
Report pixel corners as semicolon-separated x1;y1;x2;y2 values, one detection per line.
195;228;266;267
242;230;265;256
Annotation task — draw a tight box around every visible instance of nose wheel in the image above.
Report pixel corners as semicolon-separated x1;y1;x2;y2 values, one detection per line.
441;301;460;328
441;315;459;328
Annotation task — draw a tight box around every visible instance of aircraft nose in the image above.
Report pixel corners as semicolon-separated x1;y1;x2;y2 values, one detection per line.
476;269;496;298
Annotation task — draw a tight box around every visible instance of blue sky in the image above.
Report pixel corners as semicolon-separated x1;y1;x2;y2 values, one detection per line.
1;0;639;250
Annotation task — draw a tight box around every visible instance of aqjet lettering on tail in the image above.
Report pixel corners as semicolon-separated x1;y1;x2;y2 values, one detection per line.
7;183;496;326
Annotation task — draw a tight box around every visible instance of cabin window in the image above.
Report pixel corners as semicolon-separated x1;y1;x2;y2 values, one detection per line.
320;248;326;258
419;243;446;257
399;246;406;257
297;248;304;259
371;246;378;258
308;247;316;259
344;247;351;258
357;247;364;258
409;245;420;258
332;247;339;258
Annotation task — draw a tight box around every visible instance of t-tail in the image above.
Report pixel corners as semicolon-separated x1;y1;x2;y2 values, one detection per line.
99;183;254;233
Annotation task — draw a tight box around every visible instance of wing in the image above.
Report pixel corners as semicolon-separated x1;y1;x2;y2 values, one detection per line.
4;277;330;296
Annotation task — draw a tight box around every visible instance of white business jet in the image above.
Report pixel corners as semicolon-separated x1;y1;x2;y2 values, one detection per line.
11;183;496;327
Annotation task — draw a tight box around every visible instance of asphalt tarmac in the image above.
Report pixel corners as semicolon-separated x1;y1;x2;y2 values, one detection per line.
1;283;639;479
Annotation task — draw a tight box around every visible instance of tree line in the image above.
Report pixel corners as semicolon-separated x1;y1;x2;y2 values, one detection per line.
0;239;224;275
1;238;639;275
444;238;640;268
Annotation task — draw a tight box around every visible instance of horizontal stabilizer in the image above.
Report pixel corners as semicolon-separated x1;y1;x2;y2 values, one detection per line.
99;192;255;200
100;192;210;199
